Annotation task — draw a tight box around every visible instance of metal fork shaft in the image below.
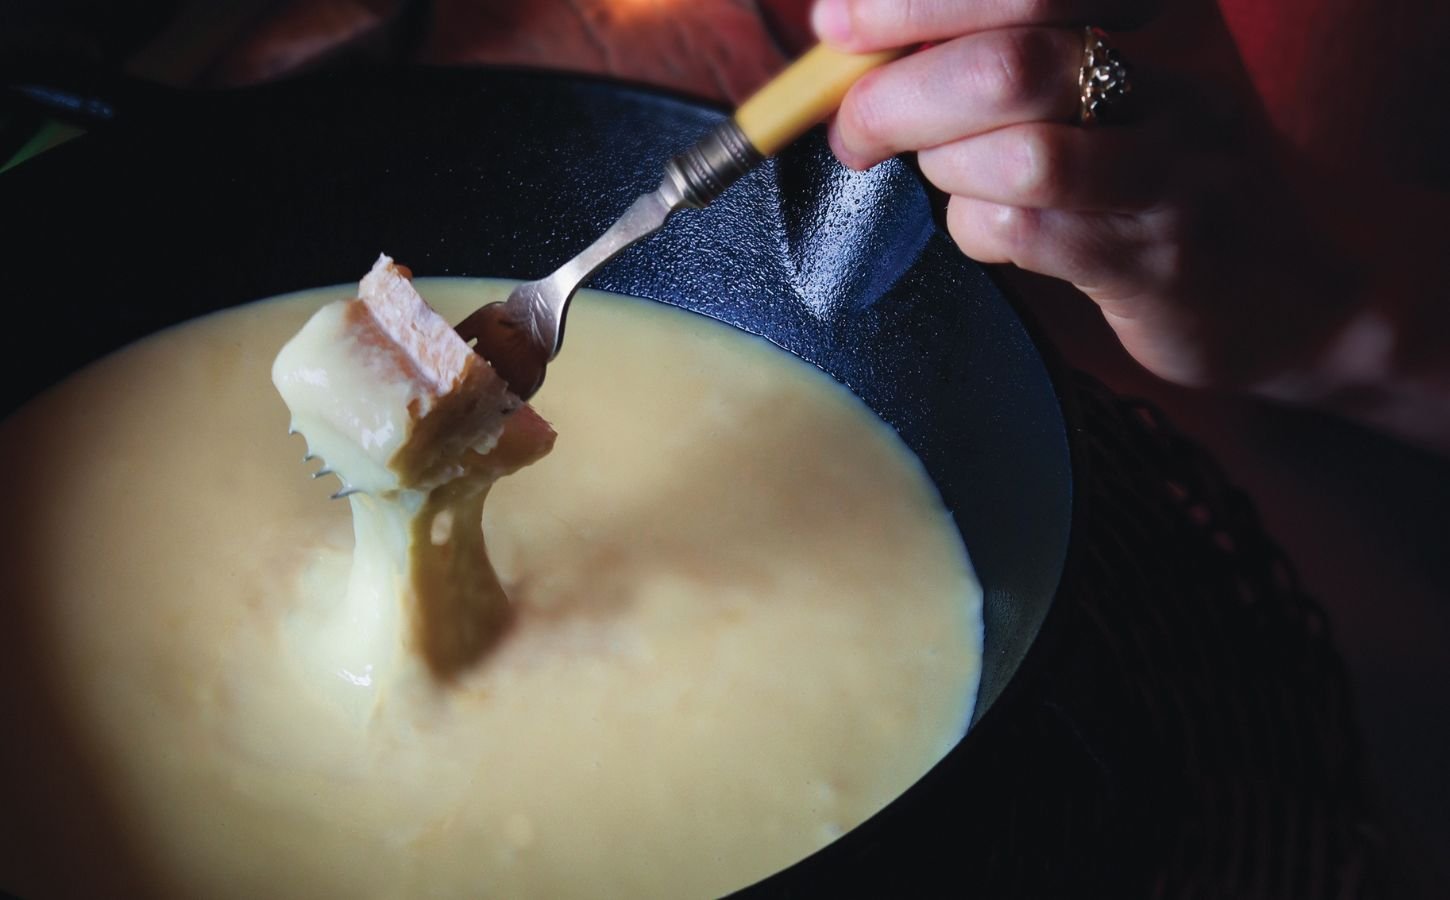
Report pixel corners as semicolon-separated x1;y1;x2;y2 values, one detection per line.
459;120;765;399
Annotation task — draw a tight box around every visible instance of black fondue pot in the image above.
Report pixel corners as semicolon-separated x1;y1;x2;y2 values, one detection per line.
0;67;1076;896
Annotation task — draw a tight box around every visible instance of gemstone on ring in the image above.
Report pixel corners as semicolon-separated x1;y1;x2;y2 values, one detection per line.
1079;27;1133;125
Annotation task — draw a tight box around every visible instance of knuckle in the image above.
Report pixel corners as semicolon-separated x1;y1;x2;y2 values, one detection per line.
975;41;1026;111
992;205;1040;256
1139;213;1188;285
1009;128;1068;206
947;198;1044;266
965;30;1042;113
964;202;1039;261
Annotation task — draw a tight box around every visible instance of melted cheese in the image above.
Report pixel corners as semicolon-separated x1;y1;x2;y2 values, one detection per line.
0;280;983;899
273;257;554;681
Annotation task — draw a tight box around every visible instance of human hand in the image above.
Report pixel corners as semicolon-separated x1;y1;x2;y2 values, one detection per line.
139;0;1448;448
810;0;1367;397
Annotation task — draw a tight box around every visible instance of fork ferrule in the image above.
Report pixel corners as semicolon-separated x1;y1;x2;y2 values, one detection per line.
662;120;764;210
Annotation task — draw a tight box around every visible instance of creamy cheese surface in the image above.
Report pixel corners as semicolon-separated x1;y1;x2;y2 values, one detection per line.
0;280;983;899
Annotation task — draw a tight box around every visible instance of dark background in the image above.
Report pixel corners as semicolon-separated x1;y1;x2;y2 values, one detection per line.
4;0;1448;893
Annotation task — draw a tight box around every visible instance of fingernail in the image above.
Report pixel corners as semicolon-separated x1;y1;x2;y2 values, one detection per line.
811;0;852;46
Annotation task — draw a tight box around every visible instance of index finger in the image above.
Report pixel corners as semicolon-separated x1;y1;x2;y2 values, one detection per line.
811;0;1160;51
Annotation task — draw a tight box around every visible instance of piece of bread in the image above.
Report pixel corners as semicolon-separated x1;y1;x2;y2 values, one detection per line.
273;254;550;493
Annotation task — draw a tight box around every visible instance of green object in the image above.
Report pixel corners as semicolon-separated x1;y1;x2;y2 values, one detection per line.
2;120;86;174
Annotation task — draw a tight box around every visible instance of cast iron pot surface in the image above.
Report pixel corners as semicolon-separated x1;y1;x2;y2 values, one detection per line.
0;66;1074;895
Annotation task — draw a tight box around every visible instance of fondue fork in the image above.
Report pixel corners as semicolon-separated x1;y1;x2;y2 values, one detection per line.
454;44;905;399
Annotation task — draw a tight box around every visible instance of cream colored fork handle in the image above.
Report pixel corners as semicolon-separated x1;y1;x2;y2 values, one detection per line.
735;44;906;157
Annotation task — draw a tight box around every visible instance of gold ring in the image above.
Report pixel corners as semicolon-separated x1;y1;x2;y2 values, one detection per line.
1079;27;1133;125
